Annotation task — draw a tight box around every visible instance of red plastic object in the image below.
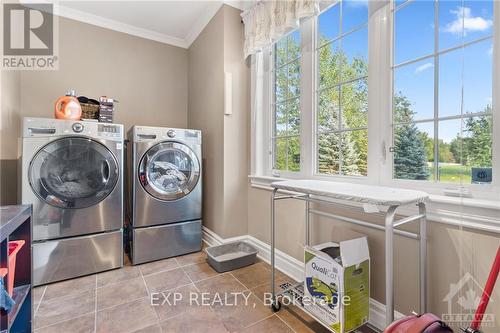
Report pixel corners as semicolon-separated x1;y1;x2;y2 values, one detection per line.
2;240;26;296
468;246;500;332
384;313;453;333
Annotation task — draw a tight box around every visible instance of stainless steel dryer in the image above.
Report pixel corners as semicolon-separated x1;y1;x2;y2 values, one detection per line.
21;117;124;286
127;126;202;264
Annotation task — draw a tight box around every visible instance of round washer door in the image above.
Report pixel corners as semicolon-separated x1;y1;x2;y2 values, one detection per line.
29;137;119;209
138;141;200;201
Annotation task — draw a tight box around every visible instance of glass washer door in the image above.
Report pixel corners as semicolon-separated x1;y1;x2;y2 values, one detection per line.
138;142;200;201
29;137;119;209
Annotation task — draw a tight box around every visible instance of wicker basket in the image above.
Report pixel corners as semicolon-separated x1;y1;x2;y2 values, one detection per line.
81;103;99;120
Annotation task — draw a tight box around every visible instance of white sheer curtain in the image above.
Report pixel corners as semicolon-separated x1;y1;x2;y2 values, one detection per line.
245;1;321;175
250;52;265;175
241;0;320;58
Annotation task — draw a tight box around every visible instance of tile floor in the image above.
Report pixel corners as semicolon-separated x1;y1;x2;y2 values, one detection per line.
33;248;377;333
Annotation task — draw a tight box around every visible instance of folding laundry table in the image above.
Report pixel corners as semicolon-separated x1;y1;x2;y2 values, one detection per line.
269;180;429;330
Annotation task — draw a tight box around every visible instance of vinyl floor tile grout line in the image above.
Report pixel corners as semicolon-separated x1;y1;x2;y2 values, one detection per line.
140;265;187;280
240;313;276;330
228;272;256;290
96;295;149;313
139;267;152;296
94;275;98;333
34;286;47;316
35;287;96;306
137;260;180;277
155;306;201;329
149;281;195;297
34;310;96;331
149;294;162;322
179;264;197;290
175;260;207;269
190;270;237;286
95;282;150;314
275;313;299;333
95;275;141;290
173;257;180;267
191;279;202;293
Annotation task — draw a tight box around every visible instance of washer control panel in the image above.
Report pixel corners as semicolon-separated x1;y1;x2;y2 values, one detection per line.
22;117;124;142
98;124;121;138
167;129;176;138
72;122;84;133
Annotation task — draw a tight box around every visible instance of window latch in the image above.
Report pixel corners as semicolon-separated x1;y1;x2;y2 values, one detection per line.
389;147;396;153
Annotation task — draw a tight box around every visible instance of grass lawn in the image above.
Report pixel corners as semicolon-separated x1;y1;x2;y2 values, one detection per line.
429;163;472;184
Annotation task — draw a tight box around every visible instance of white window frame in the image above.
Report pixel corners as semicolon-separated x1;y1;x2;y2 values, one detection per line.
253;0;500;201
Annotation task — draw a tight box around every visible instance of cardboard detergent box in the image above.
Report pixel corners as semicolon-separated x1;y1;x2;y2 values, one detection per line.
303;234;370;333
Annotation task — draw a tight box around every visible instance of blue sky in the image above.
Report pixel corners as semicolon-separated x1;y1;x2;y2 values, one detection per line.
318;0;494;143
395;0;493;143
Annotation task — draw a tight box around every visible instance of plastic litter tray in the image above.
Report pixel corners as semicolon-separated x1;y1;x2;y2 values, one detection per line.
205;241;258;273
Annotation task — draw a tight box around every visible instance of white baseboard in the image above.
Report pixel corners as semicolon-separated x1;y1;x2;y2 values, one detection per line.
202;227;248;247
202;226;405;331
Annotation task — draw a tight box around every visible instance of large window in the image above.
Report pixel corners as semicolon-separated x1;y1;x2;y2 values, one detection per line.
256;0;498;198
272;31;301;172
392;0;494;184
316;0;369;176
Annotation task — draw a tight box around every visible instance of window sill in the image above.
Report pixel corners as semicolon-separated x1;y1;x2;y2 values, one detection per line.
248;175;500;234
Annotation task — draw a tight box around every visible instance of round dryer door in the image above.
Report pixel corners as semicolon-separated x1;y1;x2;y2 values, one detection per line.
29;137;119;209
138;142;200;201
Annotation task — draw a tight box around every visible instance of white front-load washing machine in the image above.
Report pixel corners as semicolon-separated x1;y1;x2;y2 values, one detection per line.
21;117;124;286
127;126;202;264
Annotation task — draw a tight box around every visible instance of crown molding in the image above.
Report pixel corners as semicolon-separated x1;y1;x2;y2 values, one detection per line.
55;1;242;49
20;1;243;49
57;4;189;48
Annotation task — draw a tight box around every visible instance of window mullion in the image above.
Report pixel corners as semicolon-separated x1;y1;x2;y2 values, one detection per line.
492;0;500;195
301;18;315;178
338;0;344;175
383;0;396;185
285;45;289;171
433;0;440;182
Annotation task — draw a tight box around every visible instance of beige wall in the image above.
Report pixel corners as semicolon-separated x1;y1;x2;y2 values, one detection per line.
188;5;249;238
188;8;225;236
19;17;188;133
0;17;189;204
222;5;249;238
248;186;500;332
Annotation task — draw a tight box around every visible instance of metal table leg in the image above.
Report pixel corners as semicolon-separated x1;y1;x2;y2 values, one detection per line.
305;194;310;246
418;202;428;314
271;188;280;311
385;205;398;327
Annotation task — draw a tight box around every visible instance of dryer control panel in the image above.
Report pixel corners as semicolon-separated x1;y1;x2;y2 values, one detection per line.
129;126;201;145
